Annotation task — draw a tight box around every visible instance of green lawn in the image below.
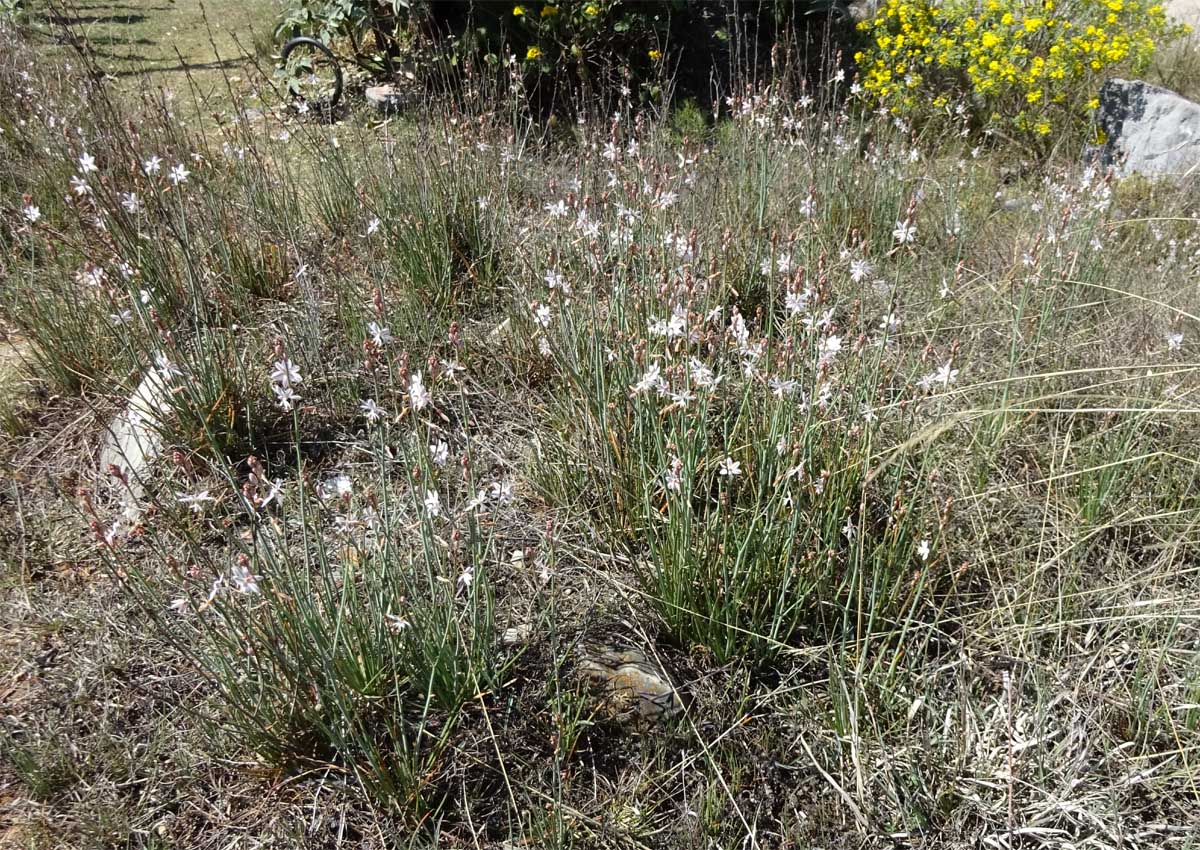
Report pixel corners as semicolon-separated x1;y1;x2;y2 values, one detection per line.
27;0;280;109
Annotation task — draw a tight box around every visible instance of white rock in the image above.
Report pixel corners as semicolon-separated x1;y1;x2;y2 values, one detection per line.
501;624;533;647
1166;0;1200;26
98;370;171;512
1094;79;1200;180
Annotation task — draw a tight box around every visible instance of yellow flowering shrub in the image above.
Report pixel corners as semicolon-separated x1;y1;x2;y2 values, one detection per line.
854;0;1189;140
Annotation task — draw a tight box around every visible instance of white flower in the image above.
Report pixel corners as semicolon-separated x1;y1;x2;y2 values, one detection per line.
259;478;284;508
769;377;798;398
784;288;811;316
169;597;189;614
365;216;381;236
386;612;411;633
78;152;97;173
76;266;105;287
916;539;931;561
544;199;568;218
533;303;552;328
360;398;384;423
631;363;665;396
409;371;431;411
110;309;133;325
654;190;678;210
669;388;696;407
456;566;476;593
22;204;40;223
860;404;878;423
367;321;392;347
688;358;720;390
155;352;182;380
879;313;901;334
892;220;916;244
423;489;442;517
70;175;90;196
919;361;959;391
431;440;450;466
270;358;302;387
849;258;873;283
664;456;683;492
544;269;569;293
230;563;261;594
729;311;750;349
718;456;741;478
143;155;163;175
273;384;301;411
120;192;142;214
489;480;514;504
1166;331;1184;351
177;490;215;513
842;518;856;539
761;252;793;277
649;306;688;339
169;163;191;185
818;335;842;365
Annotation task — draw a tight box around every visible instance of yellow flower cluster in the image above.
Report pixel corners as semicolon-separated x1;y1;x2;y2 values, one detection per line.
854;0;1187;139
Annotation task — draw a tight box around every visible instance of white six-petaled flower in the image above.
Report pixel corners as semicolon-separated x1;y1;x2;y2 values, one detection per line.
423;489;442;517
718;456;741;478
367;321;392;347
892;220;916;244
231;563;261;594
409;372;431;411
360;398;384;423
270;358;302;387
177;490;215;513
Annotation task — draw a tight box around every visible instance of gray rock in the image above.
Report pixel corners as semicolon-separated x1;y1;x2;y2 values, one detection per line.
1093;79;1200;180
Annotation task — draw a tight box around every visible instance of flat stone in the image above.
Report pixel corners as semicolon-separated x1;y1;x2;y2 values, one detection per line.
578;647;684;722
1093;79;1200;180
365;84;414;114
501;624;533;647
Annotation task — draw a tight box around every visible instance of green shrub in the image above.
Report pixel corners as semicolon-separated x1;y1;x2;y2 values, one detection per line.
276;1;853;104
